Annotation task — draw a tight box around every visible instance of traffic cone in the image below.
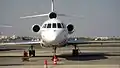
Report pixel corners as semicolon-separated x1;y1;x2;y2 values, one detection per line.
24;50;28;57
53;58;57;65
53;55;59;65
44;59;48;68
52;55;59;61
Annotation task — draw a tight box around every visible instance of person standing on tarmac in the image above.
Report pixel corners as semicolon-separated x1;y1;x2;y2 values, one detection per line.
28;45;35;57
28;45;35;51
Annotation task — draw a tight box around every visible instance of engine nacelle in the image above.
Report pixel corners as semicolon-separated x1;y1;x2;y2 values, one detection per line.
49;12;57;19
66;24;74;34
32;24;40;33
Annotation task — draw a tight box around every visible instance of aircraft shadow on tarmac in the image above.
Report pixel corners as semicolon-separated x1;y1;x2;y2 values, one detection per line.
0;49;108;61
32;52;108;61
58;52;108;61
0;64;23;66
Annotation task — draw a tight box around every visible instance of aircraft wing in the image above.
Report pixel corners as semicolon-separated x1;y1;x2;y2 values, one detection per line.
67;40;120;45
0;41;41;46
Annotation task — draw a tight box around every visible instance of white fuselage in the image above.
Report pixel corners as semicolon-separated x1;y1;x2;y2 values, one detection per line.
39;18;68;47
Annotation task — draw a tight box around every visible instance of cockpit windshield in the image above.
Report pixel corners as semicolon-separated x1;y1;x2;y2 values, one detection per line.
47;23;51;28
57;23;62;28
61;23;65;28
43;24;47;28
42;23;65;28
52;23;56;28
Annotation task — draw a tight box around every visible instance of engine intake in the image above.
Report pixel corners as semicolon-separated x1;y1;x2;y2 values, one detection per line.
49;12;57;19
32;24;40;32
67;24;74;34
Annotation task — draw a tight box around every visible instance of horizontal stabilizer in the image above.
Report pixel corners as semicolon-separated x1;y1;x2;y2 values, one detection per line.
0;25;12;27
20;14;49;19
58;14;84;18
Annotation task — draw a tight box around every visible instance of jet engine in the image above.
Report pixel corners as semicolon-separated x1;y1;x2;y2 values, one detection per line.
49;12;57;19
66;24;74;34
32;24;40;32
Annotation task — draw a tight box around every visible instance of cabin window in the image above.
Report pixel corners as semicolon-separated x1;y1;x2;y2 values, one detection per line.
47;23;51;28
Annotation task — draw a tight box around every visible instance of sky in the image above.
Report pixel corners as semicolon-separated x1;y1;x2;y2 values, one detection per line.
0;0;120;37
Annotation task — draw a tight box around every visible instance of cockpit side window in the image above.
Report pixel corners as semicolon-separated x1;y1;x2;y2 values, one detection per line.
52;23;56;28
47;23;51;28
43;24;47;28
61;23;65;28
57;23;62;28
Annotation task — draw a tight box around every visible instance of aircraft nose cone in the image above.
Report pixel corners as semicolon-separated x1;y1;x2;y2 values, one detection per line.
46;35;56;42
44;32;57;43
42;29;64;45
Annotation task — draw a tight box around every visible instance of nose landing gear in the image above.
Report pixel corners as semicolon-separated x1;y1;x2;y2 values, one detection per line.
51;46;59;61
52;46;57;56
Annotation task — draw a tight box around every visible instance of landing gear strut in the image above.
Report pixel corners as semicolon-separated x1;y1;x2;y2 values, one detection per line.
53;46;57;56
72;45;79;56
51;46;58;61
101;43;103;45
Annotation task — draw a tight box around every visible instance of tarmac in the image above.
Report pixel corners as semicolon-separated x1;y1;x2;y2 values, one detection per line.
0;43;119;68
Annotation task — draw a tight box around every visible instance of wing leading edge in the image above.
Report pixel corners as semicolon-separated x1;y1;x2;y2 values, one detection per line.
0;41;41;46
1;40;120;46
67;40;120;45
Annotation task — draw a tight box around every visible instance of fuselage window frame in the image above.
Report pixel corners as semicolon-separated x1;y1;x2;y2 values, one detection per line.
47;23;51;28
43;24;47;28
52;23;56;28
61;23;65;28
57;23;62;28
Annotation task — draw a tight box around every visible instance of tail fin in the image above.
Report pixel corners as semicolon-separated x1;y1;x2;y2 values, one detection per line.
51;0;54;12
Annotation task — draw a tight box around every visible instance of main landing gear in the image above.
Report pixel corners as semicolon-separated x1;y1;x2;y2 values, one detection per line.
52;45;80;57
72;45;80;56
52;45;80;56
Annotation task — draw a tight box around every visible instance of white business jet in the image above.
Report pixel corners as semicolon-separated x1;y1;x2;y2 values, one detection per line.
1;0;120;56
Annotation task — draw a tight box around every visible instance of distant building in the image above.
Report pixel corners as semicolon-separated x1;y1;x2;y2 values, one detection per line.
10;35;16;40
